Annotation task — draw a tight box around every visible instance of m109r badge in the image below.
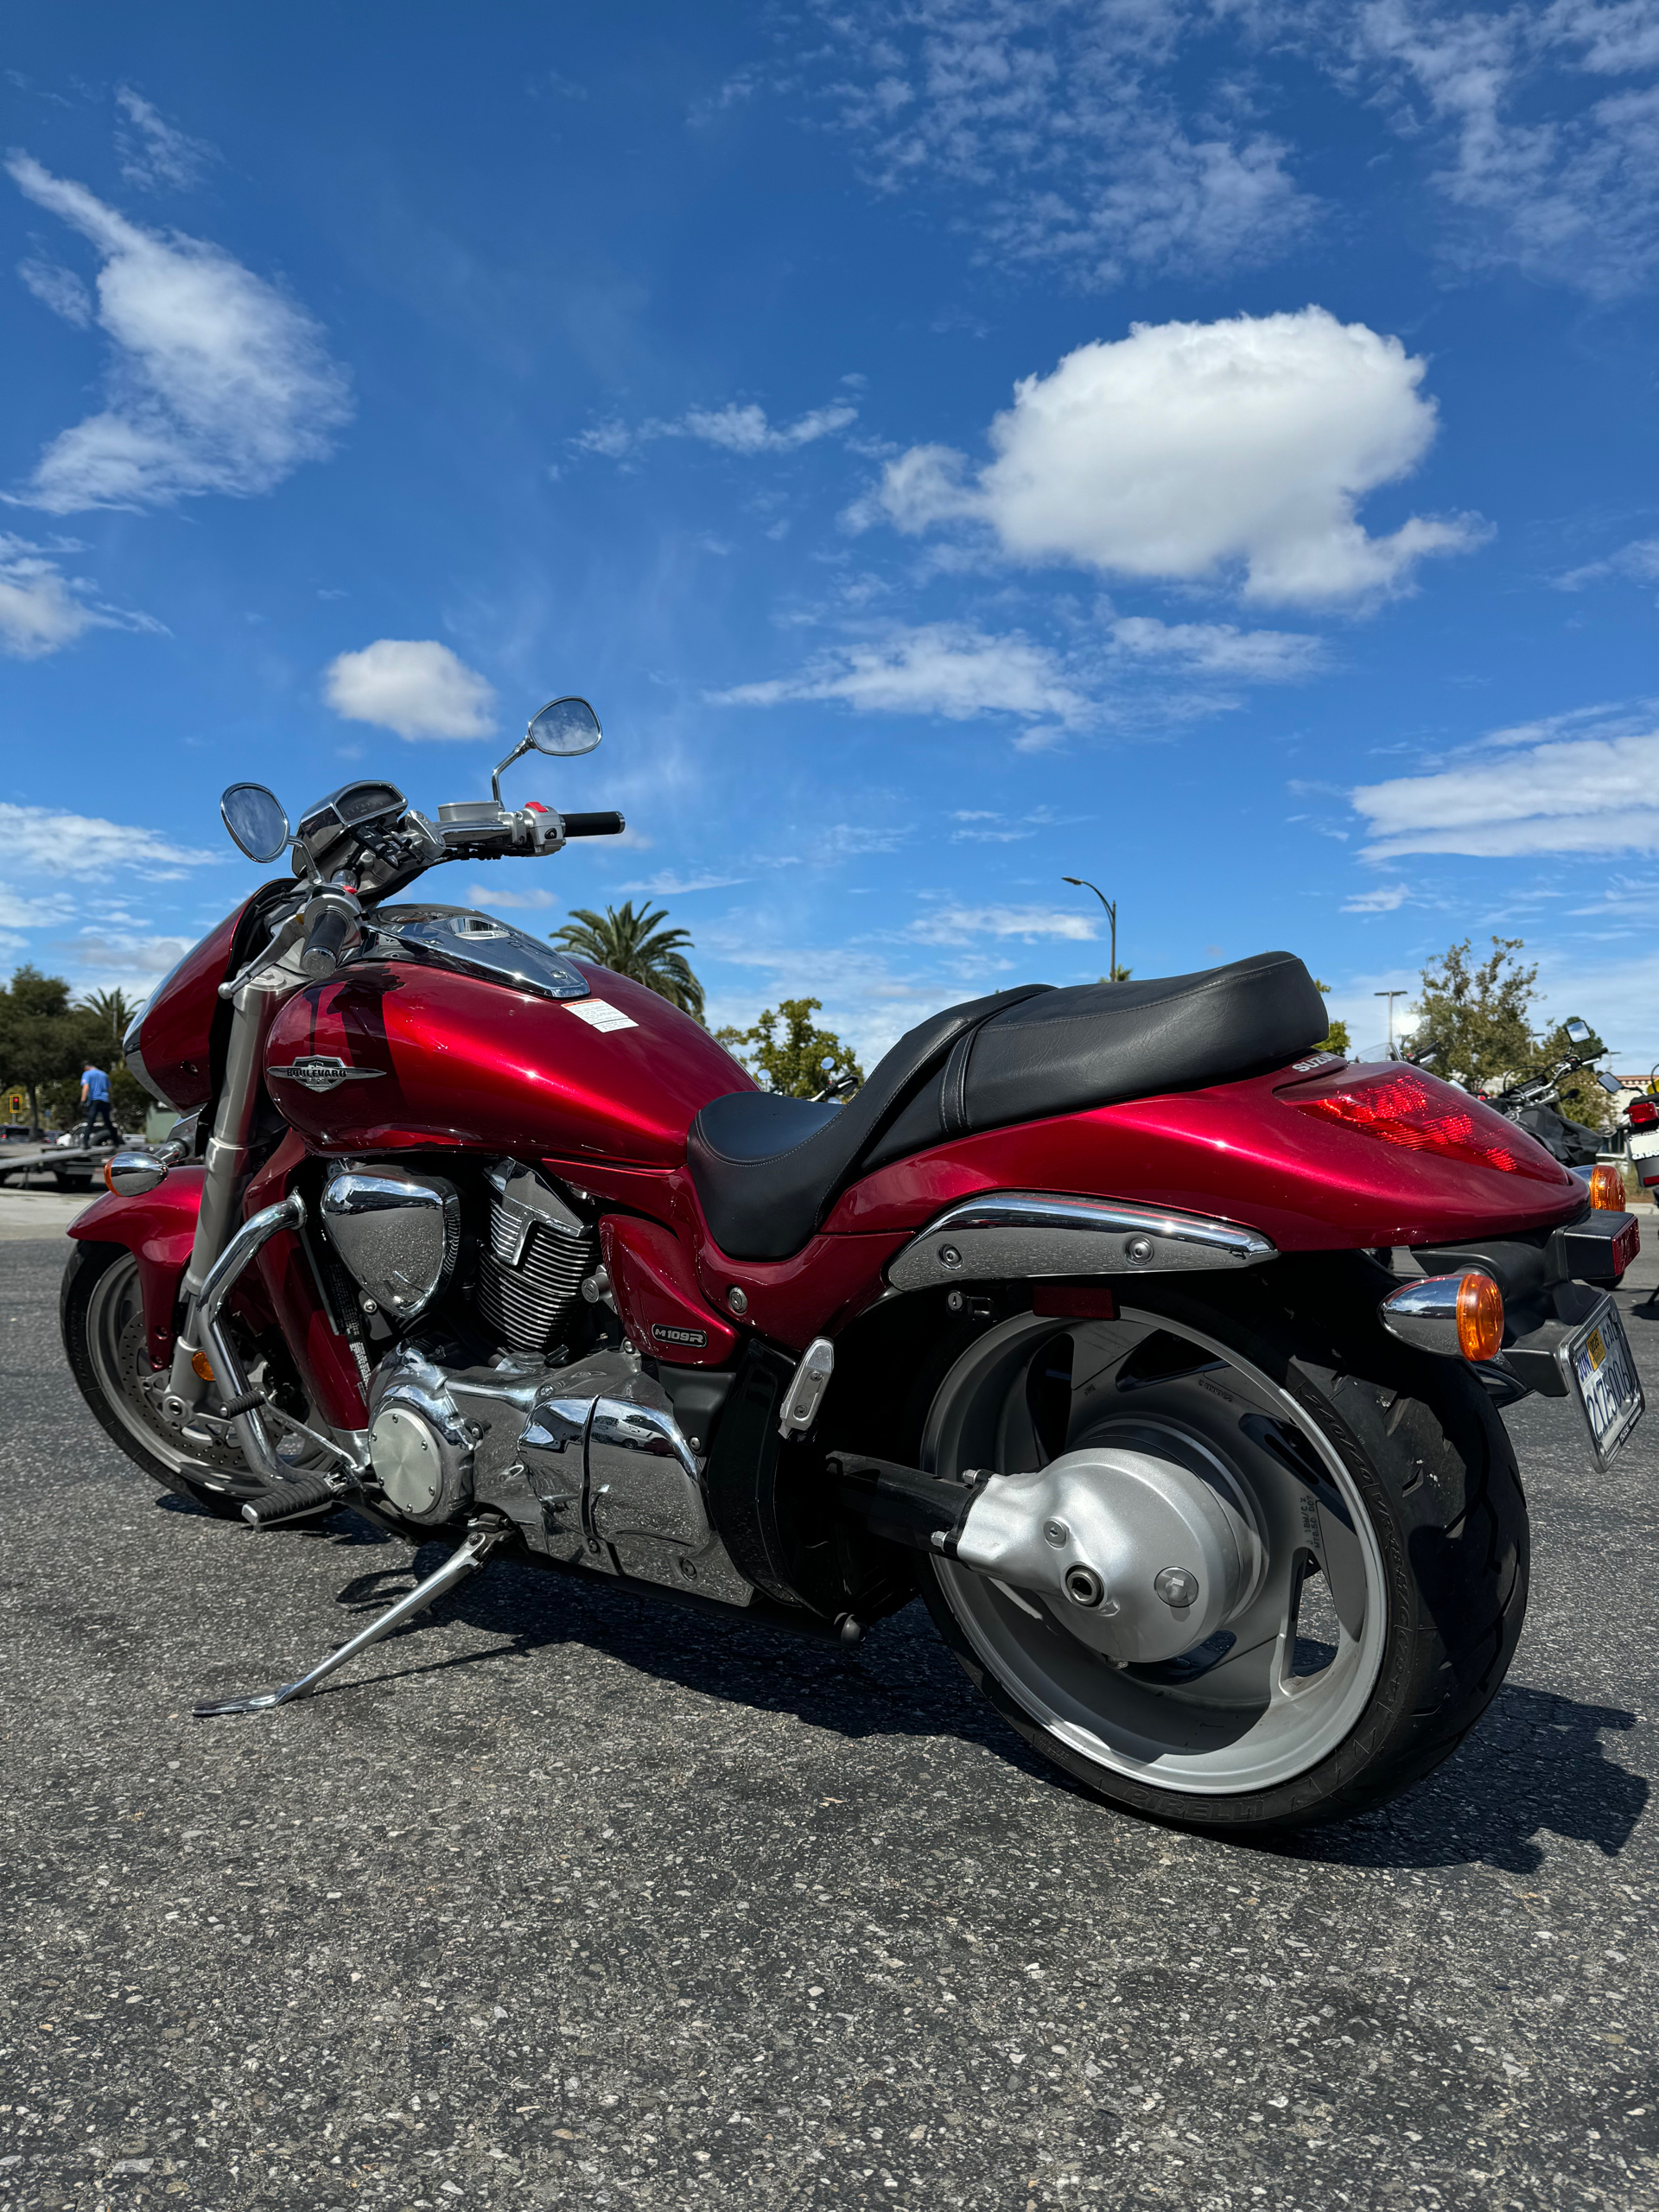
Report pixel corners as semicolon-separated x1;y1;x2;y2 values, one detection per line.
267;1055;385;1094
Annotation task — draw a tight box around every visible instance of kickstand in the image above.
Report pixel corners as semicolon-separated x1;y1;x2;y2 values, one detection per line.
193;1522;506;1717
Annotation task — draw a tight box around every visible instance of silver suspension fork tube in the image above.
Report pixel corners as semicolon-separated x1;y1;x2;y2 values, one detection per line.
166;980;288;1406
194;1195;308;1485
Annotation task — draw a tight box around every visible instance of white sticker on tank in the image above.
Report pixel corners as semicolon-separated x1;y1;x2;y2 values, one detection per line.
565;1000;637;1033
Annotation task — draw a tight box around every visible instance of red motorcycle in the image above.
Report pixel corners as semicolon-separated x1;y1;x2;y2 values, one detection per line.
62;696;1644;1835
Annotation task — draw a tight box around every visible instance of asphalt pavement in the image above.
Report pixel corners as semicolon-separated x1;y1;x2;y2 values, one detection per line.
2;1233;1656;2211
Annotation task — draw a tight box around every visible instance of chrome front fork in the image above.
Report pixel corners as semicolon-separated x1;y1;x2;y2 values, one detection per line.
162;979;288;1420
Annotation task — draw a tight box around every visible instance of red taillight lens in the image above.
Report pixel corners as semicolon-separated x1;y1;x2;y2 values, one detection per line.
1293;1069;1561;1181
1630;1098;1658;1128
1589;1165;1626;1210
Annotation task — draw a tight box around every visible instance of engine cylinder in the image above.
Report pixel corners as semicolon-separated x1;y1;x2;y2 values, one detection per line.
476;1159;595;1355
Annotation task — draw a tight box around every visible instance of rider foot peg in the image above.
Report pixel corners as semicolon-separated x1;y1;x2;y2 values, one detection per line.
241;1473;342;1527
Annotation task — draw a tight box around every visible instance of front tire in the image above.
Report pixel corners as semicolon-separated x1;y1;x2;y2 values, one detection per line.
61;1241;266;1518
919;1257;1528;1837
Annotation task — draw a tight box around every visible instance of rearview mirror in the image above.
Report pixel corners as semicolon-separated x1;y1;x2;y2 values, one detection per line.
1565;1017;1592;1045
1599;1071;1623;1094
220;783;290;865
528;696;602;757
491;694;603;805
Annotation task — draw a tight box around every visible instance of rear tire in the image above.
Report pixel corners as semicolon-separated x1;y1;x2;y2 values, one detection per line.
920;1255;1529;1837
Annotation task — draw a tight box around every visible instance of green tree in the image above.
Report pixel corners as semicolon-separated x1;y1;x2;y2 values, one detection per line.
1312;979;1351;1057
1411;938;1540;1090
79;986;140;1044
715;998;864;1099
0;967;106;1137
1098;963;1133;982
550;900;705;1021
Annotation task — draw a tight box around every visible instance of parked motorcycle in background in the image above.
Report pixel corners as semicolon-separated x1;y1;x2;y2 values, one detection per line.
57;694;1646;1840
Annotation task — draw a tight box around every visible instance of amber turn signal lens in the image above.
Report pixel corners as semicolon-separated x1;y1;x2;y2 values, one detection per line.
1455;1272;1504;1363
191;1350;215;1382
1588;1164;1626;1211
102;1160;115;1193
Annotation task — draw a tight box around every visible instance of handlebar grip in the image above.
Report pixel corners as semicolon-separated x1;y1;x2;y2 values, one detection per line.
561;811;626;838
299;899;356;982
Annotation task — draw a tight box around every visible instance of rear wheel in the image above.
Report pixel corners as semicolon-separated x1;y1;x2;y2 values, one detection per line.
919;1258;1528;1836
61;1241;308;1519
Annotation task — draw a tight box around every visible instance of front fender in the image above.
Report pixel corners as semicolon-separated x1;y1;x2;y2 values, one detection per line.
69;1166;202;1367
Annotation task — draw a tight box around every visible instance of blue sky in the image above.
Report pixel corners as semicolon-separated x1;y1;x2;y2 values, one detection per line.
4;2;1659;1069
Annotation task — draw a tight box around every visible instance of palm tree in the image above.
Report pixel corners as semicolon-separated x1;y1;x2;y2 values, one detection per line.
79;986;141;1043
550;900;706;1022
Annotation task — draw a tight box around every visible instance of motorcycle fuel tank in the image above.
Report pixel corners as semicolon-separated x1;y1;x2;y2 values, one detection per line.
263;931;753;1165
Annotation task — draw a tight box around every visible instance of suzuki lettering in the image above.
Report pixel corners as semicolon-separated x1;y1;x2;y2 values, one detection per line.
57;690;1641;1839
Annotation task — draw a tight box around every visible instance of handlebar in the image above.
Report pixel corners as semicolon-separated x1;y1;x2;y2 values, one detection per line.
299;890;359;981
561;811;626;838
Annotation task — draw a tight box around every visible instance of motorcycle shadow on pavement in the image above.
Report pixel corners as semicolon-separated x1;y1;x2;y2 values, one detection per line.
221;1510;1649;1872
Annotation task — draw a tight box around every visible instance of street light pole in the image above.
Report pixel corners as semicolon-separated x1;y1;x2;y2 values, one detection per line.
1062;877;1117;978
1375;988;1407;1058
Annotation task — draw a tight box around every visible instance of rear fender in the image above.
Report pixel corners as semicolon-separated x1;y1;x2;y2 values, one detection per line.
68;1166;203;1367
824;1059;1586;1252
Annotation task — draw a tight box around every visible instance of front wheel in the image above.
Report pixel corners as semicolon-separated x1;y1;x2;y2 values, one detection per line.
61;1241;292;1518
919;1258;1529;1837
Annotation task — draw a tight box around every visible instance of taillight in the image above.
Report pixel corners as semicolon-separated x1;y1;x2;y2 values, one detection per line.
1630;1098;1658;1128
1589;1164;1626;1211
1293;1069;1560;1181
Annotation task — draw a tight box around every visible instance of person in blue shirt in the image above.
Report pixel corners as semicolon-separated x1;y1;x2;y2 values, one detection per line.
79;1061;116;1146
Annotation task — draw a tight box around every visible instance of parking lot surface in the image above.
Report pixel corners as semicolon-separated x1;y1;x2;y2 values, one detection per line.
2;1235;1655;2210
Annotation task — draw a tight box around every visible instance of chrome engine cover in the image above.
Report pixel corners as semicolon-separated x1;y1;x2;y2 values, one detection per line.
321;1167;460;1321
364;1342;754;1606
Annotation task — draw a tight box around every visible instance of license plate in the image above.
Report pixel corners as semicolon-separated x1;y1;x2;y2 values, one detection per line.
1563;1297;1644;1465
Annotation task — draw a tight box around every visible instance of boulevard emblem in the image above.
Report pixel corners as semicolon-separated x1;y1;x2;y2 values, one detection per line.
267;1055;386;1095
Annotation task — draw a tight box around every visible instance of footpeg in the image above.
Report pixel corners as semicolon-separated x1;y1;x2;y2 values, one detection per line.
240;1472;345;1528
193;1522;506;1717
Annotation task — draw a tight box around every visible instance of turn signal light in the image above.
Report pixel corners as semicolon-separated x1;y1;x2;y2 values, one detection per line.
1455;1272;1504;1363
1589;1164;1626;1211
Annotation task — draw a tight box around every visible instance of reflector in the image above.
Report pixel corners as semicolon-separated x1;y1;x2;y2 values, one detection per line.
1630;1098;1658;1128
1293;1069;1561;1181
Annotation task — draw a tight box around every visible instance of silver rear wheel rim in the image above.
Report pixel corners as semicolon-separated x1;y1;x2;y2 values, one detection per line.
924;1308;1390;1798
82;1250;259;1495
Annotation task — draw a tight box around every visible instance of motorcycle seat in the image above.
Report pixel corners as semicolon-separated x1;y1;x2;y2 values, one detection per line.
688;950;1327;1262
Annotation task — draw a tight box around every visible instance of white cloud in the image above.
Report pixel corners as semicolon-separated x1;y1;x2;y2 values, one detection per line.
811;2;1659;302
711;621;1093;724
816;1;1316;289
114;88;214;192
907;903;1098;946
18;257;91;324
325;639;497;741
1555;537;1659;590
6;155;350;512
1353;728;1659;858
616;872;750;895
0;803;214;880
0;883;76;931
868;310;1483;607
0;535;160;658
575;396;857;461
1358;0;1659;298
1107;614;1325;678
1343;881;1410;912
53;929;196;982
